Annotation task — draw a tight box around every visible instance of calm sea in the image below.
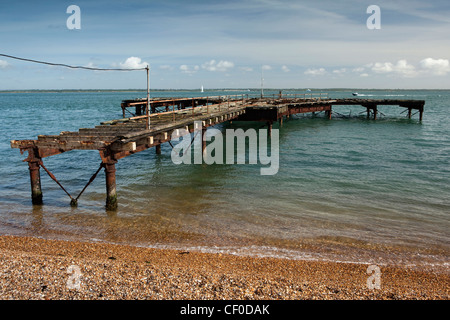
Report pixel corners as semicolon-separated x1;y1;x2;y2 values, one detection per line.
0;89;448;272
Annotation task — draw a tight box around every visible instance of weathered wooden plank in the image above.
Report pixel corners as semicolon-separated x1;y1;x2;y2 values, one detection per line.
30;140;109;150
110;141;136;152
10;140;36;149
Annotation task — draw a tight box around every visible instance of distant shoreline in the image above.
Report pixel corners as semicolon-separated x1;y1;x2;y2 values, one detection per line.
1;88;449;94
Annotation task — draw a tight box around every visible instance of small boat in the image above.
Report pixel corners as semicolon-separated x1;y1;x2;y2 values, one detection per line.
307;89;311;92
352;92;358;96
201;85;204;93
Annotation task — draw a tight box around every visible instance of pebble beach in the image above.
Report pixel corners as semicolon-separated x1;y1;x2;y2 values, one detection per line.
0;235;448;300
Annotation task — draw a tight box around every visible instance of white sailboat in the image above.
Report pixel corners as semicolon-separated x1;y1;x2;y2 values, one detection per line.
201;85;204;93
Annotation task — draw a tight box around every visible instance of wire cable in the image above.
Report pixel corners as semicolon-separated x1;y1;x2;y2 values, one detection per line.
0;53;147;71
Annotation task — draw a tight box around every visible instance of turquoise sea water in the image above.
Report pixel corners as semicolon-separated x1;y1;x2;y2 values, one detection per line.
0;89;448;272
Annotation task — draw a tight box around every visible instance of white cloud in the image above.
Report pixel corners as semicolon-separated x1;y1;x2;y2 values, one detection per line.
180;64;199;74
370;62;394;73
159;65;174;71
0;60;10;69
360;73;369;77
352;67;365;73
419;58;450;76
369;60;416;77
262;65;272;71
304;67;326;76
84;62;97;68
202;60;234;72
332;68;346;74
281;65;290;72
239;66;253;72
119;57;148;69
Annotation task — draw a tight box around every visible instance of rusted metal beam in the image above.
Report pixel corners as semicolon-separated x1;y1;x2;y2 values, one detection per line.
27;148;43;205
202;128;207;153
104;161;117;211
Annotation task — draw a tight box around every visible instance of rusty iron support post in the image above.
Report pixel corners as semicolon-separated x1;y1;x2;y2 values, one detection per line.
268;121;273;137
121;103;126;118
28;159;43;205
367;107;370;119
202;128;207;154
408;108;412;119
156;144;161;155
373;106;378;120
419;108;423;121
104;162;117;211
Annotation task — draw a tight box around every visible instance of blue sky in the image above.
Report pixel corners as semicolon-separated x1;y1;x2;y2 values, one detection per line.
1;0;449;89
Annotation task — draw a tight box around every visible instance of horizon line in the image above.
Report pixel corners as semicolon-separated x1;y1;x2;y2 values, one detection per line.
1;88;449;93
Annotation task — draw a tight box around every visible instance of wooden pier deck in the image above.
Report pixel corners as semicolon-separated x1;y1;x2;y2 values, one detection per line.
11;94;425;210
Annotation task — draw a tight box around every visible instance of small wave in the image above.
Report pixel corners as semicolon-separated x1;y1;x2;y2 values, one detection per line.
356;94;406;97
131;242;449;273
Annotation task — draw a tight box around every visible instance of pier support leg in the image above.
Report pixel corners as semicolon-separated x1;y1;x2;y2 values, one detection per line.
202;128;207;154
325;110;332;120
155;144;161;155
28;160;43;205
373;107;378;120
279;116;283;127
419;109;423;121
267;121;273;137
408;108;412;119
366;108;370;119
104;162;117;211
121;104;126;118
135;106;142;116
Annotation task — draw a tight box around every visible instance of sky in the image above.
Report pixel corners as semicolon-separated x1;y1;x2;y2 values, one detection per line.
0;0;449;90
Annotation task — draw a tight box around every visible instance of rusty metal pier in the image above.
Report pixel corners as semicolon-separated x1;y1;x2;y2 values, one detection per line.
10;93;425;210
